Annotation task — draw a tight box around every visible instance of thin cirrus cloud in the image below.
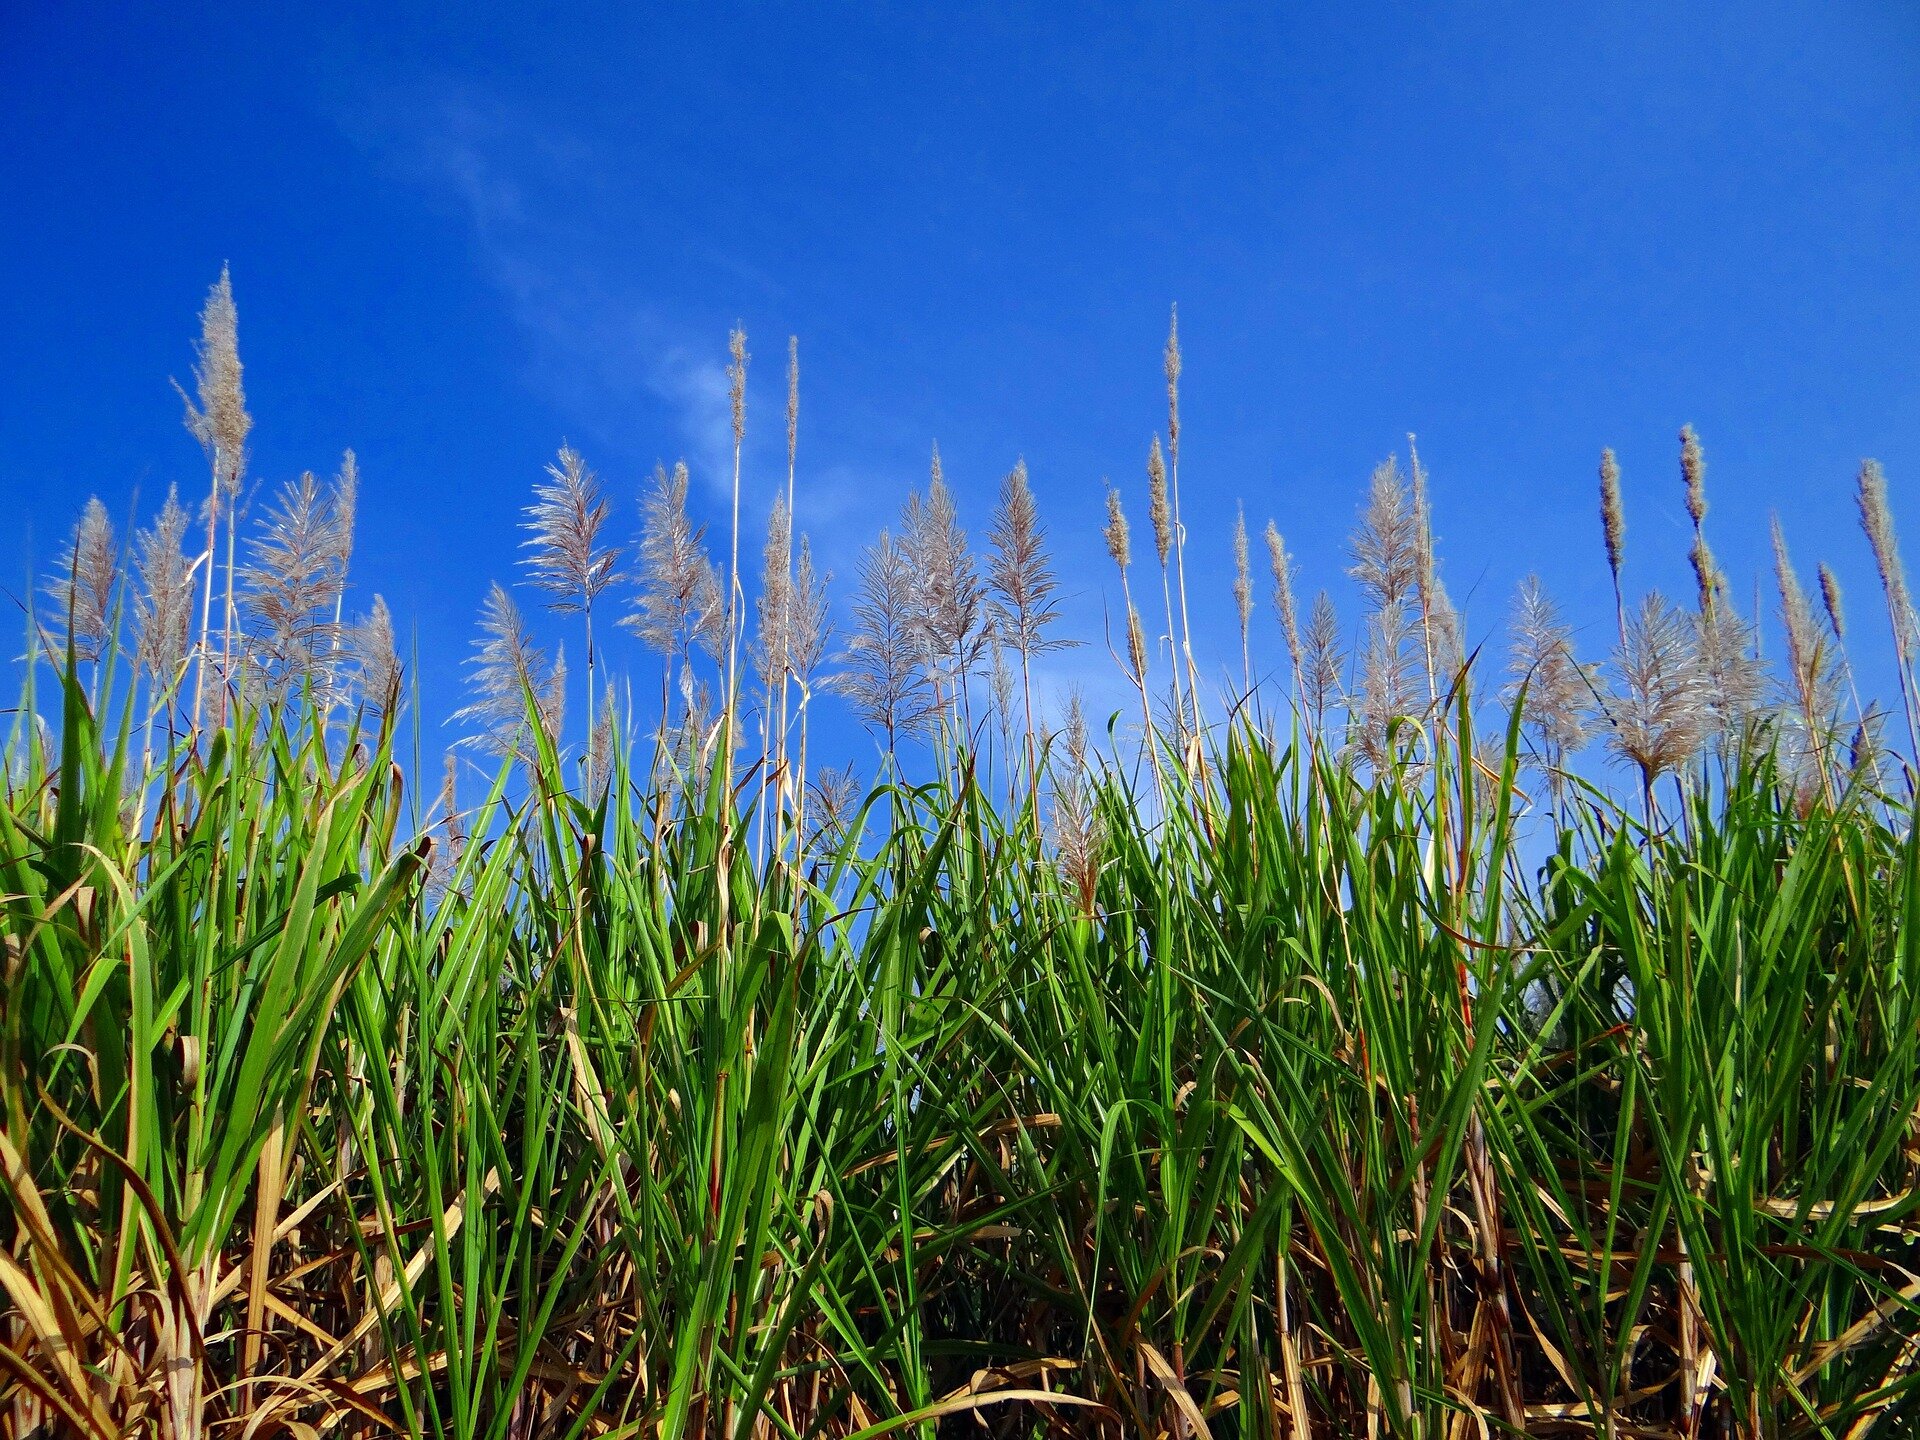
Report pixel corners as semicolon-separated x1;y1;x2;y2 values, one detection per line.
339;77;1001;684
326;69;1137;764
331;70;899;602
334;74;750;499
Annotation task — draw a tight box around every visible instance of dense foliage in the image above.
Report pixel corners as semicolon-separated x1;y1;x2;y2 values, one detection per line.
5;275;1919;1438
5;674;1919;1438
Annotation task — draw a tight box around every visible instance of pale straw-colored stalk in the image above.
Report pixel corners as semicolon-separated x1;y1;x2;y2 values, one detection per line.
1232;503;1253;696
1146;435;1184;736
724;326;749;766
1164;307;1203;735
178;266;252;731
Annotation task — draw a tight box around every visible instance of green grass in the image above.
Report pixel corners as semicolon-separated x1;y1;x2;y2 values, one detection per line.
6;278;1918;1438
4;658;1918;1440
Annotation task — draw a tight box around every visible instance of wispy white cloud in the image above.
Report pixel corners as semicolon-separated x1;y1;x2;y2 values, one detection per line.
330;71;1189;747
1027;643;1144;740
335;74;750;495
645;348;737;496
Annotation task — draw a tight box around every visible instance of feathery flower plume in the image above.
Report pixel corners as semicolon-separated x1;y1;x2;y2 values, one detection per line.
426;752;467;897
1696;603;1764;747
1104;483;1158;765
1678;425;1727;613
453;582;560;760
719;324;749;782
179;266;253;729
843;528;936;751
242;472;347;705
1814;557;1869;727
178;265;252;496
1264;521;1303;697
988;459;1067;662
352;595;401;715
194;639;228;731
1348;456;1420;609
753;495;794;692
320;452;360;705
1426;582;1466;703
1848;715;1886;788
988;633;1020;768
1126;606;1149;685
1773;519;1821;701
787;534;831;688
1162;306;1200;730
1680;424;1708;528
45;497;118;666
133;486;194;689
1147;436;1172;568
625;461;725;659
587;683;617;799
692;564;724;655
1407;436;1464;702
522;444;622;612
524;442;621;741
1505;576;1590;795
1164;306;1182;466
726;328;748;575
806;763;860;851
1772;518;1839;801
1232;504;1253;686
442;751;464;850
989;457;1070;771
1103;482;1131;572
1689;533;1726;616
327;451;358;609
1857;459;1916;668
1302;591;1344;737
902;449;988;705
729;327;748;450
1857;457;1920;754
1607;591;1710;807
625;459;721;762
1409;435;1436;605
540;645;567;746
1349;456;1426;749
1818;562;1846;641
1599;448;1627;639
664;663;716;808
786;335;799;471
1145;436;1183;723
1355;600;1420;771
1050;692;1103;915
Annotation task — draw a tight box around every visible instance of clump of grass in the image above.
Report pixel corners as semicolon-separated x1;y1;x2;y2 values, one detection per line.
6;274;1920;1440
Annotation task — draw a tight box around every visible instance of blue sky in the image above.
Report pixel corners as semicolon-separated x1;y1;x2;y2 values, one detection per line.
4;2;1918;757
